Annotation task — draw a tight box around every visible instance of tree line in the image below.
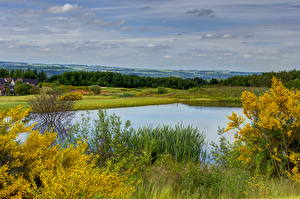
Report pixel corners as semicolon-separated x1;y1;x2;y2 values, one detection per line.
1;68;300;89
222;70;300;88
0;68;47;82
49;71;215;89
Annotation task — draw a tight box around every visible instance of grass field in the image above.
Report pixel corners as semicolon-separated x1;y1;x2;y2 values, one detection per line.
0;86;267;110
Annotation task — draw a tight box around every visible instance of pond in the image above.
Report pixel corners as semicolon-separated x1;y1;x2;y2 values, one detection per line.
73;103;243;143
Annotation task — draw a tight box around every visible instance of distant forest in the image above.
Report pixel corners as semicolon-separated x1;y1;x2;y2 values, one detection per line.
0;69;47;82
222;70;300;88
49;71;212;89
1;68;300;89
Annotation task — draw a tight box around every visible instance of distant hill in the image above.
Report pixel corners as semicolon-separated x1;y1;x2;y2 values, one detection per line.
0;61;260;79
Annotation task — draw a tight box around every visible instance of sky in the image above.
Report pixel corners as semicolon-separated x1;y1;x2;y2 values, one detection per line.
0;0;300;72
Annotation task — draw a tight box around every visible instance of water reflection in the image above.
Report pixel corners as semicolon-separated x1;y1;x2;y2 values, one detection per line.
72;103;243;143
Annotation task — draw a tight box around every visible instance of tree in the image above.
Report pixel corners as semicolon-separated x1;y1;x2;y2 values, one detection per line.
29;92;75;138
24;70;37;79
37;70;47;82
14;82;32;95
225;78;300;180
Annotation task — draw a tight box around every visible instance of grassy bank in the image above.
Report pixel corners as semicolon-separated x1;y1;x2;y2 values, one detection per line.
0;86;266;110
75;97;178;110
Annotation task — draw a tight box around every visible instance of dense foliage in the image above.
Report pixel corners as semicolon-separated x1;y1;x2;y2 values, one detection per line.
0;106;134;198
89;85;101;94
222;70;300;88
49;71;210;89
225;78;300;179
0;68;47;82
14;82;33;95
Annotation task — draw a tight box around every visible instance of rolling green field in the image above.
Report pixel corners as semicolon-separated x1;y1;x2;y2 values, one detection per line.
0;86;267;110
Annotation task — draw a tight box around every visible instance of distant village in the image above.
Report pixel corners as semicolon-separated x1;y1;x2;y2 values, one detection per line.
0;78;38;95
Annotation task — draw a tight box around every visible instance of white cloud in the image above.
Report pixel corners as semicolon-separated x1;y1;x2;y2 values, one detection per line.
243;54;252;59
47;3;80;14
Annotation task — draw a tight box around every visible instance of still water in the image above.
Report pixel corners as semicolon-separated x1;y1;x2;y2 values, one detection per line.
73;103;243;143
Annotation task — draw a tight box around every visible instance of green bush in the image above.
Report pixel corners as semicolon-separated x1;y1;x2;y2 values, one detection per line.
14;82;33;95
89;85;101;95
157;87;168;94
29;86;40;94
285;79;300;89
119;92;135;98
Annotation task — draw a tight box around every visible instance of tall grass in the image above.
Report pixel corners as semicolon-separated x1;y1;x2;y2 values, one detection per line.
126;165;300;199
124;124;206;163
69;110;206;164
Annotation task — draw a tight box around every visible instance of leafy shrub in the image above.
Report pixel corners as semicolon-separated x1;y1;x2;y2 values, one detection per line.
14;82;33;95
119;92;135;98
136;90;155;97
285;79;300;89
29;86;40;94
0;106;134;198
89;85;101;95
67;110;149;170
225;78;300;178
157;87;168;94
59;92;83;101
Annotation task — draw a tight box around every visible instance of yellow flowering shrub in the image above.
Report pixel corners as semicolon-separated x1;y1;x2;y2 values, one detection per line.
225;78;300;178
59;92;83;101
0;106;134;198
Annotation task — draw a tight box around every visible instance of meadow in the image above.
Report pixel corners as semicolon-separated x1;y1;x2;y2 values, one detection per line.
0;85;267;110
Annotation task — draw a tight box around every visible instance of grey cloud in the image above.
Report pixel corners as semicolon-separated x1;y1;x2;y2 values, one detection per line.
186;8;216;18
18;9;43;16
0;40;18;47
46;41;125;51
93;19;127;26
80;11;127;27
242;34;255;38
140;6;152;10
136;44;171;54
290;3;300;8
0;40;40;50
242;50;279;60
179;49;237;58
279;46;300;54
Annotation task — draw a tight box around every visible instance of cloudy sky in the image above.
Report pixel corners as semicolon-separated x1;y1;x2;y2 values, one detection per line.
0;0;300;71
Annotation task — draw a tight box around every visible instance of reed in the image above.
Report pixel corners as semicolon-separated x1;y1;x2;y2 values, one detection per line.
124;124;206;163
